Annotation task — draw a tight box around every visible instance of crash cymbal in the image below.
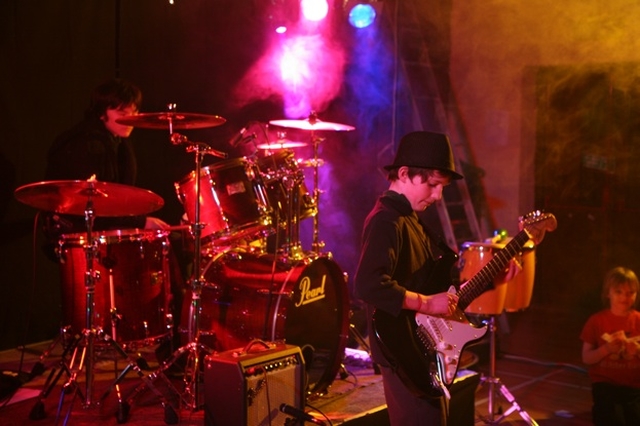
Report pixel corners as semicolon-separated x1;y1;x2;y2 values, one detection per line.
269;118;355;132
14;179;164;217
256;140;307;150
117;112;226;130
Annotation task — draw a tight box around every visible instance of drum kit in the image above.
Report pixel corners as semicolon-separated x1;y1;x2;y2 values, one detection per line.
14;109;355;422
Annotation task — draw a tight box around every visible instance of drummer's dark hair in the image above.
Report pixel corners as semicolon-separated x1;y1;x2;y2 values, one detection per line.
85;78;142;119
601;266;639;307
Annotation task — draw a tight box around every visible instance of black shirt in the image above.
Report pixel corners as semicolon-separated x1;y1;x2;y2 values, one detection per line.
42;116;145;241
354;190;436;365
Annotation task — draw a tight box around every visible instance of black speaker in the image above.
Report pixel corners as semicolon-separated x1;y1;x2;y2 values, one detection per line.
449;369;481;426
204;343;305;426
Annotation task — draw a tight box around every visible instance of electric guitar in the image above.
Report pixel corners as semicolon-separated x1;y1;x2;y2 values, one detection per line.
372;210;557;399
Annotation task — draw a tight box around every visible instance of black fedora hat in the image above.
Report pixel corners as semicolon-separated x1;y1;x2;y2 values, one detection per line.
384;131;463;180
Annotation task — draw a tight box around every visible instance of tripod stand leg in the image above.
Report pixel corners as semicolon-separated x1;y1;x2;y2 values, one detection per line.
128;341;213;412
496;383;539;426
53;342;87;424
476;316;538;425
96;330;179;424
28;330;67;378
28;333;82;420
348;323;380;374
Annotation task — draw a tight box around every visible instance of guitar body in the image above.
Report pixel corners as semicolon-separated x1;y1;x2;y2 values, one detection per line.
373;303;487;398
372;211;557;399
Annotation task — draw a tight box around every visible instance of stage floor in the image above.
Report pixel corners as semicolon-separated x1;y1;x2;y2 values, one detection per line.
0;338;592;426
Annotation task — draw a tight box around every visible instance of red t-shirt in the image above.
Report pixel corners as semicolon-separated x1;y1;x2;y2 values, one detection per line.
580;309;640;388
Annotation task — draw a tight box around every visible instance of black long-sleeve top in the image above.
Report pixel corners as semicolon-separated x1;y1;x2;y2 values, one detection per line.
354;190;437;365
42;116;145;241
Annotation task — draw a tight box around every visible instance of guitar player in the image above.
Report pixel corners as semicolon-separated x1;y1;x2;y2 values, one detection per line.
354;131;520;426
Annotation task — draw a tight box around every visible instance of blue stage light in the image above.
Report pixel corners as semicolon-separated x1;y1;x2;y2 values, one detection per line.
348;4;377;29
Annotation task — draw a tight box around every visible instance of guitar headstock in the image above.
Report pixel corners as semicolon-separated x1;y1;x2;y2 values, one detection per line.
519;210;558;245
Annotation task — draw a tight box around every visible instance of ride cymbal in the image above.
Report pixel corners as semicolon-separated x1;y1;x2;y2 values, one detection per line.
117;112;226;130
14;179;164;217
269;118;355;132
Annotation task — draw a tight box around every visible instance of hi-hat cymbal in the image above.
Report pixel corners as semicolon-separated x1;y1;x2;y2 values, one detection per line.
256;140;307;150
269;118;355;132
117;112;226;130
14;180;164;217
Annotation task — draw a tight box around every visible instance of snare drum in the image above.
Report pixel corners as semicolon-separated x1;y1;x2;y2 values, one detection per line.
504;240;536;312
256;150;316;227
459;242;508;315
58;229;172;347
175;158;272;245
182;250;349;395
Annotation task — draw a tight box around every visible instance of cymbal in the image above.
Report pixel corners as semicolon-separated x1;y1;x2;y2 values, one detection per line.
256;140;307;150
14;180;164;217
298;158;324;168
269;118;355;132
116;112;226;130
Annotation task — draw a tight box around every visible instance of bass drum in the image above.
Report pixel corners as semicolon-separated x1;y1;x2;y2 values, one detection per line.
184;251;350;395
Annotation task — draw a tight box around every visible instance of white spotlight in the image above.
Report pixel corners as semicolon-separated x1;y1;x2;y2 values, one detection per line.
301;0;329;21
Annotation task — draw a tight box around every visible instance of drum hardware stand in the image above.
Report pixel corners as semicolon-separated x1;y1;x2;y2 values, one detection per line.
29;192;173;423
133;129;226;412
476;315;538;426
281;171;306;260
347;323;380;375
309;129;325;254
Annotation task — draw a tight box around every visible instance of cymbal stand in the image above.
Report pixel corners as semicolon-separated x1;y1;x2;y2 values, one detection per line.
152;131;225;409
281;167;305;260
477;315;538;425
30;190;172;423
309;129;325;254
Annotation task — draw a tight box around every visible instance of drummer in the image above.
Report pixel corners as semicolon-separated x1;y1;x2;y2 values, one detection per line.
42;77;168;247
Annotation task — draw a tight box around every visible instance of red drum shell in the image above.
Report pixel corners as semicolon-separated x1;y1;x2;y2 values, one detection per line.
459;242;508;315
58;229;172;347
504;240;536;312
175;158;271;246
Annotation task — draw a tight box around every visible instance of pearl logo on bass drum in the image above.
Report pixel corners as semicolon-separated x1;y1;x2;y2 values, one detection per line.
295;274;327;307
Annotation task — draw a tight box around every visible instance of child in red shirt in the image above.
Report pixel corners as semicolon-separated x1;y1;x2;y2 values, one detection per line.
581;266;640;425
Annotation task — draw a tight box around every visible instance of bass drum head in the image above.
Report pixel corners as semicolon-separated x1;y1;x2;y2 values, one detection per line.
188;251;350;395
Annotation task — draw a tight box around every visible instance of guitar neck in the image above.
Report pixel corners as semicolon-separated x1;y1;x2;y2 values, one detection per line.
457;230;530;311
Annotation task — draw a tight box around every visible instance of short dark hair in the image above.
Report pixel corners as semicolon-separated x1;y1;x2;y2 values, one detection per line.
85;78;142;119
387;167;451;182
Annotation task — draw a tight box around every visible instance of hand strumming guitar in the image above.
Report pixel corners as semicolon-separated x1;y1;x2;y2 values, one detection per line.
403;290;459;316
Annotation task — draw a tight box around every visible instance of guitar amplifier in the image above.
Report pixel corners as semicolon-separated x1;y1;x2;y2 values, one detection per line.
204;343;305;426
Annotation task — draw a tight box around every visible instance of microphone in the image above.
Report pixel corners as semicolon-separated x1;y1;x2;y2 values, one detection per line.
279;404;326;425
228;126;257;147
228;126;247;146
